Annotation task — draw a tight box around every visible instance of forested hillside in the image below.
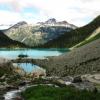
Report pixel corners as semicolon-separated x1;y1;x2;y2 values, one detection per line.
0;30;27;48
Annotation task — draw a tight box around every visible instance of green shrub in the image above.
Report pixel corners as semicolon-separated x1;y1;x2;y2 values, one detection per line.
22;85;100;100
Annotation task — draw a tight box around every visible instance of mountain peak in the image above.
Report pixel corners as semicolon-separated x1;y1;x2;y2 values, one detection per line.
45;18;57;24
10;21;27;29
16;21;27;25
37;18;57;25
57;21;68;25
37;18;77;29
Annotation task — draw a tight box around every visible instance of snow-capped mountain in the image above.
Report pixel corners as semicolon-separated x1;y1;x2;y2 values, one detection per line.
37;18;77;29
3;18;77;47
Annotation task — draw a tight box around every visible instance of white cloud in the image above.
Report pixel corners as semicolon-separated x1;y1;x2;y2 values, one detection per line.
0;0;100;26
0;10;22;24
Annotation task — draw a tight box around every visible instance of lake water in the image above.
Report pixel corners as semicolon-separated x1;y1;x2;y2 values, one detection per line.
0;48;68;73
0;48;68;59
14;63;45;73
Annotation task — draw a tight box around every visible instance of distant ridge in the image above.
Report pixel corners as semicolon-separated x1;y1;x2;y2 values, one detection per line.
38;15;100;48
9;21;27;29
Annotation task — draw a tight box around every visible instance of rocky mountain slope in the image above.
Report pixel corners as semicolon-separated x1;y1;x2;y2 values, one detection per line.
39;15;100;48
0;30;27;48
4;19;76;47
32;38;100;76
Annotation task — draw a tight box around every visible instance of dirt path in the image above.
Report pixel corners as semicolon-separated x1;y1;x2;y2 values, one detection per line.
82;74;100;84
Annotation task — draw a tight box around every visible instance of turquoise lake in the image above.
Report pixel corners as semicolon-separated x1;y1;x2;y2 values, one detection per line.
0;48;68;72
0;48;68;59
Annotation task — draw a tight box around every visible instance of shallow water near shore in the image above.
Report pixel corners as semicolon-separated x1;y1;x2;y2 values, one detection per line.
14;63;45;73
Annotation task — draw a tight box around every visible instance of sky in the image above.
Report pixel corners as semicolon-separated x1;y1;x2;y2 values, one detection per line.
0;0;100;27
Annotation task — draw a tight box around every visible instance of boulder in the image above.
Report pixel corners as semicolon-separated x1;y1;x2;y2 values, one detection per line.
72;76;82;83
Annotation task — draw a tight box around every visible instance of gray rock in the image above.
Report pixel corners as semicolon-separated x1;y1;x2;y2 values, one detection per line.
72;76;82;83
72;81;95;91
